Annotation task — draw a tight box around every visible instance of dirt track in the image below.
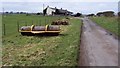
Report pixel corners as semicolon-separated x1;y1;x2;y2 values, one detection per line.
78;17;118;66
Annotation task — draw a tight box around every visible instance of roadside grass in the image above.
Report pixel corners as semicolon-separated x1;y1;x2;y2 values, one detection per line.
2;14;82;66
90;16;119;37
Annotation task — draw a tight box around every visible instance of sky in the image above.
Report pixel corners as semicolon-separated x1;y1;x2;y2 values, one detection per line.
0;0;120;14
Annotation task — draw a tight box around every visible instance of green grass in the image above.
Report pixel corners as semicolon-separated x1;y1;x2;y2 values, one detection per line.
90;16;119;37
2;14;82;66
2;14;65;36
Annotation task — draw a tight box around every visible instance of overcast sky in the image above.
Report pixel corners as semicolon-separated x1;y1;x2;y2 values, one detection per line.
1;0;120;14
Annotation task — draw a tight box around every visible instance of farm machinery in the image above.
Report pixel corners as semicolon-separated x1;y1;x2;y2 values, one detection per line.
19;18;71;36
19;25;60;36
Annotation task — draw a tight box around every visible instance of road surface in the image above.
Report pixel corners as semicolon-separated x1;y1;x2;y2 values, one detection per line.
78;17;118;66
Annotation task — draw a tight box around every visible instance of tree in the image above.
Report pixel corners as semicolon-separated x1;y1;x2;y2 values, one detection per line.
103;11;115;17
87;14;95;17
20;12;24;14
26;13;31;16
36;12;43;15
10;11;13;14
16;12;19;14
43;8;47;16
36;13;40;15
96;12;103;16
5;12;9;14
74;13;82;17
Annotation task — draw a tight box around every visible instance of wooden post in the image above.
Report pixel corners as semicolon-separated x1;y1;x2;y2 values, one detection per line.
47;19;48;24
38;19;39;26
3;24;5;36
24;21;25;26
45;18;46;25
17;21;19;32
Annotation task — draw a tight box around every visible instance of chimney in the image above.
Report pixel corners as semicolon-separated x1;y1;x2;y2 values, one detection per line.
55;7;57;9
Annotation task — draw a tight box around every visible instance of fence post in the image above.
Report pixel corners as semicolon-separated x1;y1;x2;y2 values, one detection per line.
38;19;39;26
45;18;46;25
17;21;19;32
47;19;48;25
3;24;5;36
39;20;41;26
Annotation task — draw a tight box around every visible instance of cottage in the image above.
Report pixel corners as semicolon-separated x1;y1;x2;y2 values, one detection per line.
43;6;56;16
43;6;73;16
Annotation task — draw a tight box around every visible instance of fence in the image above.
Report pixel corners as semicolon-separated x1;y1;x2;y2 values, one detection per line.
2;15;67;36
2;19;53;36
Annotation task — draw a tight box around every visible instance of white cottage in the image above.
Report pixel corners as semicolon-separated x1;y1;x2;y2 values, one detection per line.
43;6;56;16
43;6;73;16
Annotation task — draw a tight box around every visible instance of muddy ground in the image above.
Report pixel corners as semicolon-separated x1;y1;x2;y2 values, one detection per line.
78;17;118;66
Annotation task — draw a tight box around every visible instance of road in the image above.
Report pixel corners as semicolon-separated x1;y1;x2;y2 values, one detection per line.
78;17;118;66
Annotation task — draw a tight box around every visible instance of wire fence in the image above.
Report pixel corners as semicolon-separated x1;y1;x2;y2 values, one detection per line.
2;19;53;36
2;15;68;36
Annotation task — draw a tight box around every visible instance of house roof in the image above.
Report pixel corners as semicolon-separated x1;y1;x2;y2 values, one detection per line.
57;9;73;14
49;7;56;10
46;6;56;10
57;9;67;13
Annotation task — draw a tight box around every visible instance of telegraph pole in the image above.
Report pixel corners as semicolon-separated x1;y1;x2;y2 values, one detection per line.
43;4;45;16
2;8;4;17
43;4;44;10
2;8;6;17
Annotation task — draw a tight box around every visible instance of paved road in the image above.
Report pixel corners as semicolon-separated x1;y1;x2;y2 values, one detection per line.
78;17;118;66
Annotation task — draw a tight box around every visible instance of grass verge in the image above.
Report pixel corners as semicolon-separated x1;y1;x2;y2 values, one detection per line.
90;16;119;37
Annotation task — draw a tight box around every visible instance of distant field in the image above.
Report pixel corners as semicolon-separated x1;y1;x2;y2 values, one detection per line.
2;14;82;66
90;16;119;37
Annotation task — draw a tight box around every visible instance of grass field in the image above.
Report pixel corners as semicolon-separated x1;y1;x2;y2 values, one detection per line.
2;14;66;36
90;16;119;37
2;14;82;66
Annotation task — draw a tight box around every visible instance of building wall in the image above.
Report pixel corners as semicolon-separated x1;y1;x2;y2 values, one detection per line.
46;7;55;15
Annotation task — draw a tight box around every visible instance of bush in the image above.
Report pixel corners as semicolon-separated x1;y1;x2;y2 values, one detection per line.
87;14;95;17
103;11;115;17
26;13;31;16
96;12;103;16
74;13;82;17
